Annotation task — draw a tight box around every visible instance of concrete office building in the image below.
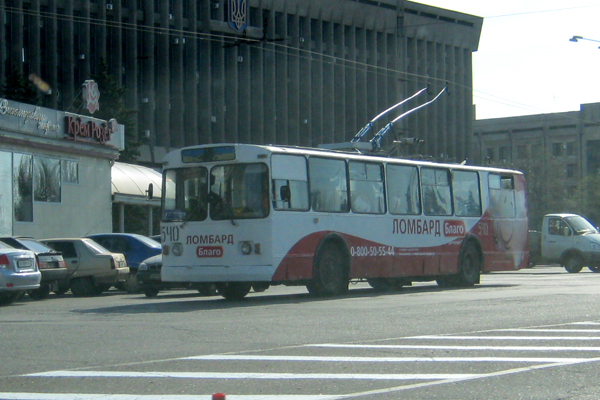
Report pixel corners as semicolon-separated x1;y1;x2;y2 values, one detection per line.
1;1;482;164
473;103;600;227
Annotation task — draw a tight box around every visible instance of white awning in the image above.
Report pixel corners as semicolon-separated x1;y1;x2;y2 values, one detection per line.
111;162;162;206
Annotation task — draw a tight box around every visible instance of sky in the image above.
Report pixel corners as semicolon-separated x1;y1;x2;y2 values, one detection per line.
415;0;600;120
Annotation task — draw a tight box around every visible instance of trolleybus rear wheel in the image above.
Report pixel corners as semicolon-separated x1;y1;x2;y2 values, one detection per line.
306;244;348;296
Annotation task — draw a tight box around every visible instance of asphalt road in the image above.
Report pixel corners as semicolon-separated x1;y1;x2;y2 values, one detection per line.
2;265;600;400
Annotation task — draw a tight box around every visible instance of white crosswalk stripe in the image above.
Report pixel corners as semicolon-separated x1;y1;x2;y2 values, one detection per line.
10;321;600;400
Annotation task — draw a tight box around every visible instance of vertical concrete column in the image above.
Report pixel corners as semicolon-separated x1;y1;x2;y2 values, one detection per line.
125;0;139;139
333;21;346;141
275;10;289;144
262;9;276;145
184;0;199;146
298;14;311;146
310;13;324;146
462;48;474;163
355;26;367;133
446;44;456;161
287;13;300;145
249;17;265;145
366;28;377;123
238;39;251;144
416;39;427;153
322;18;335;143
46;0;58;108
81;1;91;79
344;24;357;141
97;0;108;65
198;0;213;144
224;40;239;143
63;0;75;109
11;0;23;73
141;0;156;152
171;0;184;148
30;0;41;78
156;1;171;147
0;0;5;89
108;0;122;81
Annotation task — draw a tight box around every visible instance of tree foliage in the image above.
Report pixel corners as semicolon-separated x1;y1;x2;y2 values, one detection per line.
81;59;141;163
1;63;40;104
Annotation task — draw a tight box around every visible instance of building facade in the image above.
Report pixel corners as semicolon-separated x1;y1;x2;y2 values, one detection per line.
1;0;482;165
0;97;126;238
473;103;600;228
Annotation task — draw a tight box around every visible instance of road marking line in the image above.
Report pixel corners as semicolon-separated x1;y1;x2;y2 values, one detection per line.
185;354;585;363
502;329;600;333
0;395;341;400
309;344;600;351
412;335;600;340
24;370;480;380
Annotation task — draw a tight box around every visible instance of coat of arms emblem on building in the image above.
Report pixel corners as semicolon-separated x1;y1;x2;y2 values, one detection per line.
228;0;248;32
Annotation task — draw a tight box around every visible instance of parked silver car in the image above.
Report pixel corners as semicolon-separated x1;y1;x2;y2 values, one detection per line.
0;241;41;306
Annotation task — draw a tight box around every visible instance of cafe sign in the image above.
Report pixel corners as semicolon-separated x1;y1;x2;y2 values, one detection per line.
64;115;118;145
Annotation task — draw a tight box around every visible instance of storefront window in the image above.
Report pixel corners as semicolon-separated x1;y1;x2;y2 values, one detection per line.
34;156;61;202
13;153;33;222
62;160;79;183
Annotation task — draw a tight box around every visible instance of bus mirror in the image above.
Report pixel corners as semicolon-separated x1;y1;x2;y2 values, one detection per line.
146;183;154;200
280;185;291;202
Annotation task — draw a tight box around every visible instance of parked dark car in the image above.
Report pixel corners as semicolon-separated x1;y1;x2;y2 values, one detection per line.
0;236;67;299
137;254;217;298
85;233;161;292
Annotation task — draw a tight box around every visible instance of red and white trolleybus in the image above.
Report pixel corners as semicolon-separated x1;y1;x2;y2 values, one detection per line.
159;143;529;300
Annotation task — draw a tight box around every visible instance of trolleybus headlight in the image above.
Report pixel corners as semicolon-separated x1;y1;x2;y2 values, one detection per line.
240;241;253;255
172;243;183;256
591;242;600;250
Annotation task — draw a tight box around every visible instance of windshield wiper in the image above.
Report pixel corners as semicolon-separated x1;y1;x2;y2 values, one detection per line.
208;192;237;226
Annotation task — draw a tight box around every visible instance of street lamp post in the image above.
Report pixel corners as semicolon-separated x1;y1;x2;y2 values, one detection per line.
569;35;600;48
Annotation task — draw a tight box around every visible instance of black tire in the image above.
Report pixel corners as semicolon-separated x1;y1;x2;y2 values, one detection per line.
144;287;160;298
0;292;19;306
367;278;405;292
252;283;270;293
28;284;51;300
70;277;97;297
455;241;481;286
197;283;217;296
563;255;583;273
216;282;252;300
588;265;600;273
307;244;348;296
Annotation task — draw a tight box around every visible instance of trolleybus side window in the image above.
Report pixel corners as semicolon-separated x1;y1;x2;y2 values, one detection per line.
308;157;349;213
422;167;452;216
452;170;482;217
209;163;269;220
162;168;208;222
489;174;516;218
349;161;385;214
386;164;421;215
271;154;310;211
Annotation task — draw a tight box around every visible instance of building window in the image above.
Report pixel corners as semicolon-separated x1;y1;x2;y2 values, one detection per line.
517;145;528;159
566;142;576;156
13;154;33;222
552;143;563;157
33;156;61;203
566;164;576;178
62;160;79;184
499;146;509;162
486;148;494;161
